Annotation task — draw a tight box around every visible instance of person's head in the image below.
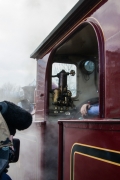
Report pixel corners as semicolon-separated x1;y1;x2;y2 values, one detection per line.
1;101;32;135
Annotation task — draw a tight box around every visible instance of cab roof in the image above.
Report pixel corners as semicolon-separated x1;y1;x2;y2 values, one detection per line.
30;0;102;59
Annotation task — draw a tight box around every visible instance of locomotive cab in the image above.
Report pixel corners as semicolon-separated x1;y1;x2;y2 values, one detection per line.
31;21;102;180
30;0;120;180
47;22;99;121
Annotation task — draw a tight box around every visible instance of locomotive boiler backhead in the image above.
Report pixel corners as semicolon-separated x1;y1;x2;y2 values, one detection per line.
59;70;68;92
51;69;75;112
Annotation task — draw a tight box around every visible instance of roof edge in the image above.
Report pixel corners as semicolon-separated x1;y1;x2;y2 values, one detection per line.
30;0;103;59
30;0;86;59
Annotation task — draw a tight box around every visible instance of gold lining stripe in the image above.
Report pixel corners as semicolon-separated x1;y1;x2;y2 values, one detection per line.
71;143;120;154
74;152;120;166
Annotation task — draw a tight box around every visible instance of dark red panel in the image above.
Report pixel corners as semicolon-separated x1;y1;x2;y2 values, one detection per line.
74;154;120;180
62;121;120;180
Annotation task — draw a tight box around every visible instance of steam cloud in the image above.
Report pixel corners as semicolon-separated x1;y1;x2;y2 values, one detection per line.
0;0;79;179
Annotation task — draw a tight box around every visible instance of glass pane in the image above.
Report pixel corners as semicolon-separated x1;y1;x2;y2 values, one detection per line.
84;61;95;72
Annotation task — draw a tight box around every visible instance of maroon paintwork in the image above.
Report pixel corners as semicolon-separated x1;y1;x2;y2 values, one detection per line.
58;120;120;180
35;53;50;122
30;0;120;180
91;0;120;118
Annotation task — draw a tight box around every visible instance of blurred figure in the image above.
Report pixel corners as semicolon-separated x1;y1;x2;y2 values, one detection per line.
17;88;33;113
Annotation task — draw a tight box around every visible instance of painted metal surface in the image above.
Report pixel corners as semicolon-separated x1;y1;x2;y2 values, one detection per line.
59;120;120;180
91;0;120;118
34;54;50;122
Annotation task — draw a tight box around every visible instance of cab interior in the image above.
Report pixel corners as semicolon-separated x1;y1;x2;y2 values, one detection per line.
48;22;99;120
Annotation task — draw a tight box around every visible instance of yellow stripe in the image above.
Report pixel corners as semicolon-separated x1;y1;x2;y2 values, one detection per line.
71;143;120;154
74;152;120;166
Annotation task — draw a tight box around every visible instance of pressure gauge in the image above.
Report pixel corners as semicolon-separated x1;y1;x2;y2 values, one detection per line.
84;61;95;73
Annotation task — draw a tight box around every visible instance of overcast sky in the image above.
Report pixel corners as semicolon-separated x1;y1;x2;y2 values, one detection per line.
0;0;78;87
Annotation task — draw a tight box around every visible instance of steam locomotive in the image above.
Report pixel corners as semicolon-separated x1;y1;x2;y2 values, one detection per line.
7;0;120;179
30;0;120;179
